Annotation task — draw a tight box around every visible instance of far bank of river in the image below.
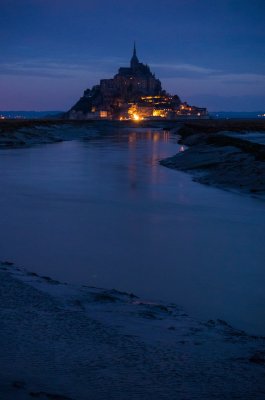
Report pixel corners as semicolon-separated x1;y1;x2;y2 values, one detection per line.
161;119;265;197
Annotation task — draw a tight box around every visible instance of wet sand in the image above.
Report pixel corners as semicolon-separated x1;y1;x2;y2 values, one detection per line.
1;261;265;399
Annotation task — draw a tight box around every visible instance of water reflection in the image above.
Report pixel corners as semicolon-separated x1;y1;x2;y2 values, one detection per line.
127;130;172;190
0;126;265;335
88;129;175;197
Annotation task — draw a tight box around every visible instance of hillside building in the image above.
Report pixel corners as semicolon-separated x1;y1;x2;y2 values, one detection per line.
67;44;207;120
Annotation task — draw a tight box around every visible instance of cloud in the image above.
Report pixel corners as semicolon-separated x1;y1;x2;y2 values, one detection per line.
154;63;265;100
214;73;265;85
0;66;71;79
0;56;126;79
150;62;265;87
187;94;265;112
0;61;75;79
151;63;219;75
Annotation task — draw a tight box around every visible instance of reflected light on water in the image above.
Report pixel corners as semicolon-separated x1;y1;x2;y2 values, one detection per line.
127;130;173;191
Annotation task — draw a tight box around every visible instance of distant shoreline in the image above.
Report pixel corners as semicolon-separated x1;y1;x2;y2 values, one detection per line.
0;119;181;148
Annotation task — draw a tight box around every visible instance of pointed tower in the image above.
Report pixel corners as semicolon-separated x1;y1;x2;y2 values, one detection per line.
130;42;139;69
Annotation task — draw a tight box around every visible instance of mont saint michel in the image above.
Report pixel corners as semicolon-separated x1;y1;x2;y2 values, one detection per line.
66;44;207;120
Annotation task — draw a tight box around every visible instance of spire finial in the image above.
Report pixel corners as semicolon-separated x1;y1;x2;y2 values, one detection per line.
133;41;136;57
130;41;139;68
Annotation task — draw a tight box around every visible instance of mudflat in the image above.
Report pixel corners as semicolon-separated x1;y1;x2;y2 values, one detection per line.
161;119;265;196
1;261;265;399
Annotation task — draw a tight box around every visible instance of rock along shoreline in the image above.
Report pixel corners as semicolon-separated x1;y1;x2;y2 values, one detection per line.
160;119;265;197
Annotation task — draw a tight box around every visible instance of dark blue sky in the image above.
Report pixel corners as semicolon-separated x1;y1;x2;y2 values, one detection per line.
1;0;264;111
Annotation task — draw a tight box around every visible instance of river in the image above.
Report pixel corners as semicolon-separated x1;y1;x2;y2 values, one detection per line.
0;125;265;335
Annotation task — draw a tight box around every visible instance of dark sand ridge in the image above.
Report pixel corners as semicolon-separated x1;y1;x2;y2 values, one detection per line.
160;119;265;196
0;119;177;148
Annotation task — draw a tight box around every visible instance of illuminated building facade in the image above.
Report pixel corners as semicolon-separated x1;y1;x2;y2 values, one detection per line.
67;44;207;120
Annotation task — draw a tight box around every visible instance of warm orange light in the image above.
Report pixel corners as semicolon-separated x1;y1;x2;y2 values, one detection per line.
133;113;140;121
153;110;166;118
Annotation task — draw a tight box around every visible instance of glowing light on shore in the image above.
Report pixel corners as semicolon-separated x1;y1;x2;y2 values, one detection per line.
133;113;140;121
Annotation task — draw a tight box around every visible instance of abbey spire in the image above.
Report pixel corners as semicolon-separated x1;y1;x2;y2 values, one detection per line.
130;41;139;69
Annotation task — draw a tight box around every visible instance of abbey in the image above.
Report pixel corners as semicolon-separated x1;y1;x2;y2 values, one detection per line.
67;45;207;120
101;43;163;100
